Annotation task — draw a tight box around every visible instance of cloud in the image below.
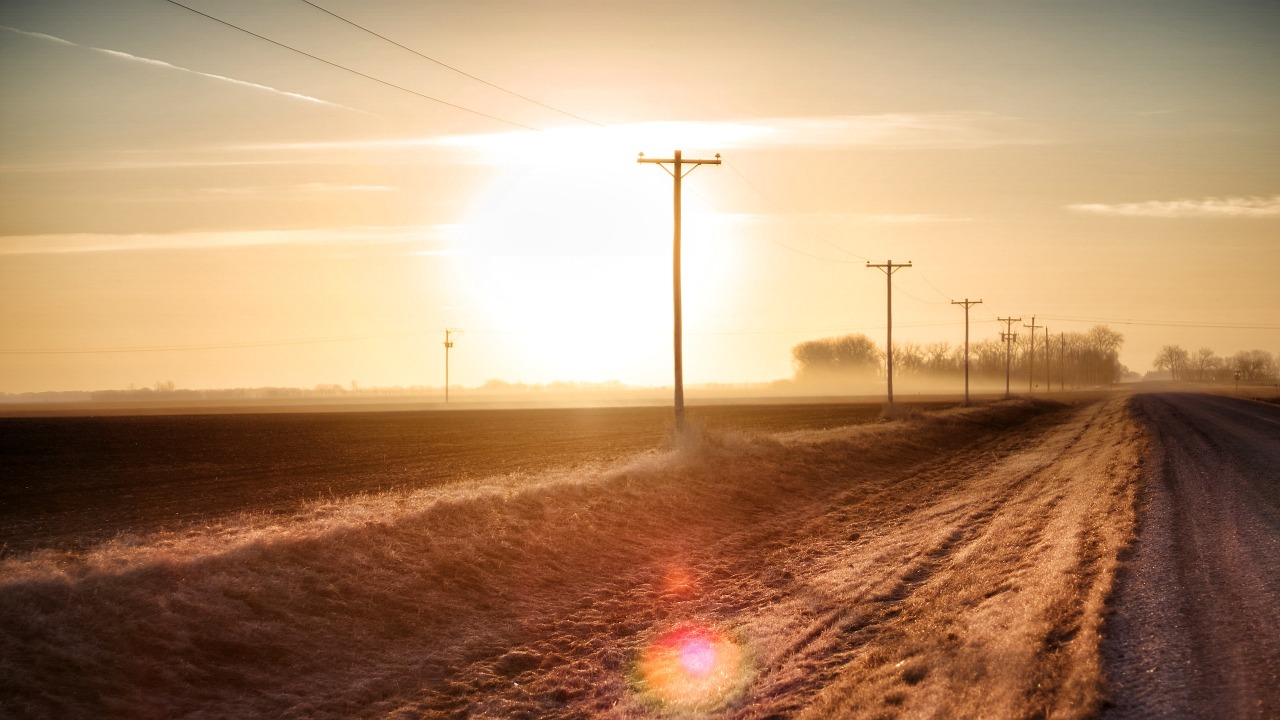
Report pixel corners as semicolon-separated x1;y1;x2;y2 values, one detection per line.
0;226;460;255
233;111;1046;161
724;212;972;226
1068;195;1280;218
1;25;363;113
742;112;1046;150
850;214;974;224
201;183;396;195
436;112;1046;159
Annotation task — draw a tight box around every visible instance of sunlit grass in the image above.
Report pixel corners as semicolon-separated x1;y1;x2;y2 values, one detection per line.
0;399;1140;718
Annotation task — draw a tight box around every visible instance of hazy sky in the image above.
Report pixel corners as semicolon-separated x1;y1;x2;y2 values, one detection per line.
2;0;1277;393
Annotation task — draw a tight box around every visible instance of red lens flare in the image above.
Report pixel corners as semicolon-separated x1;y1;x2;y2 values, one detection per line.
630;621;752;711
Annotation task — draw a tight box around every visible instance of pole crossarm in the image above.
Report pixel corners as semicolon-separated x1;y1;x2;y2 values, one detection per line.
638;152;721;178
637;149;721;430
866;260;913;274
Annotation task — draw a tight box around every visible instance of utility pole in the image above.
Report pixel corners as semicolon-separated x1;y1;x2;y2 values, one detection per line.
1041;326;1052;392
1024;316;1042;396
1060;332;1065;392
999;317;1021;400
951;298;983;406
1043;326;1050;393
443;328;457;403
867;260;912;411
638;150;721;430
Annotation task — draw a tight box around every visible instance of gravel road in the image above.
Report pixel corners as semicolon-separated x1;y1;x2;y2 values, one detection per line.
1104;392;1280;720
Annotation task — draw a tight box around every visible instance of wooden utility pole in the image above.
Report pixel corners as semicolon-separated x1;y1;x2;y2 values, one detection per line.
867;260;912;411
999;317;1021;400
1043;326;1052;392
951;298;983;405
1060;332;1066;391
443;328;457;403
638;150;721;430
1024;316;1042;396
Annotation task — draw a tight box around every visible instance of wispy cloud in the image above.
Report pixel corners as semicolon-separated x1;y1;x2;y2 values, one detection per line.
743;112;1045;150
851;213;974;224
724;212;971;226
234;111;1047;160
201;183;396;195
437;112;1046;158
0;226;459;255
1;25;362;113
1068;195;1280;218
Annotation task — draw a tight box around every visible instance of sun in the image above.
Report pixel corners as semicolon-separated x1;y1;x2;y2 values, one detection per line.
455;126;737;385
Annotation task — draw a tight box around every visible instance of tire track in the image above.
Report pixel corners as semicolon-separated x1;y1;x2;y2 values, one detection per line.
784;397;1142;719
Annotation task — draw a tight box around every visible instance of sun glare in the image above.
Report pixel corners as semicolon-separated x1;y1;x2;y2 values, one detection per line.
457;126;739;384
631;621;753;711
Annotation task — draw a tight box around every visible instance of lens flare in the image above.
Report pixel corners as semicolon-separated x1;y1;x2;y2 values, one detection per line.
630;622;752;711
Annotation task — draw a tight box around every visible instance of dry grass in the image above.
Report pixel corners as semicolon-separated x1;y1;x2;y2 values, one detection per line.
0;399;1142;719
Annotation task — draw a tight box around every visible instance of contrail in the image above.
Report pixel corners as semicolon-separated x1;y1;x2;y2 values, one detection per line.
1;25;366;113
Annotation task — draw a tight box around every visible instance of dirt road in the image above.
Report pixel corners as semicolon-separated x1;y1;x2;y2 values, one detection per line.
1104;393;1280;720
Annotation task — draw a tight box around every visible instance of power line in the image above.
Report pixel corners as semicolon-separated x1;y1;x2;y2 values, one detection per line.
158;0;541;131
294;0;601;127
895;281;949;306
917;273;954;302
721;161;868;264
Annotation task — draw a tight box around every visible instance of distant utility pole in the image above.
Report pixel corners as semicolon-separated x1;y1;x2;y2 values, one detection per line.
1060;332;1066;392
951;298;983;406
443;328;458;403
999;316;1022;400
867;260;912;411
638;150;721;430
1024;316;1042;396
1043;326;1051;392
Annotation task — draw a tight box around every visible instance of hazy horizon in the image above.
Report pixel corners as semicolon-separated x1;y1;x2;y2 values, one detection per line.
2;0;1278;394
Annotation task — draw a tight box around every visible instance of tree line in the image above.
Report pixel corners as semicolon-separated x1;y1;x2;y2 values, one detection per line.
1151;345;1279;384
792;325;1128;388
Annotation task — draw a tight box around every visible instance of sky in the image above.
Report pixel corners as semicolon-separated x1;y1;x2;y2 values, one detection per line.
1;0;1278;394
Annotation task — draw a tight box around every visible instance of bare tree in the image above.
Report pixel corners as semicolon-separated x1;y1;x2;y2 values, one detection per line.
972;338;1005;378
893;342;926;376
1231;349;1277;382
793;334;883;382
924;341;955;374
1154;345;1191;381
1193;347;1220;381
